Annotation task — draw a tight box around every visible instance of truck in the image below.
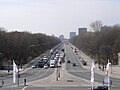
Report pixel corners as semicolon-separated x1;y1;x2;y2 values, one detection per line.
50;60;55;68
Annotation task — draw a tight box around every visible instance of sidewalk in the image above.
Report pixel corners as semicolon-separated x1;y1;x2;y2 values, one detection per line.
78;49;120;79
0;70;13;76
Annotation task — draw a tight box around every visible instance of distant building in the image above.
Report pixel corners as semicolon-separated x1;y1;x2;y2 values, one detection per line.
59;35;64;40
78;28;87;35
70;32;76;39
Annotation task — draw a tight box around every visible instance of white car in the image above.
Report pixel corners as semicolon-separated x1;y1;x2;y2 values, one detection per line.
44;64;49;69
50;60;55;68
32;64;37;68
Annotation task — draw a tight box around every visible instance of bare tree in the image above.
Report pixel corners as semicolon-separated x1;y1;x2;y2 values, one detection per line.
90;20;103;32
0;28;61;67
70;24;120;65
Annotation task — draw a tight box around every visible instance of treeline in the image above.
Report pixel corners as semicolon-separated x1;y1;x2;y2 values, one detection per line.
0;27;61;67
70;25;120;65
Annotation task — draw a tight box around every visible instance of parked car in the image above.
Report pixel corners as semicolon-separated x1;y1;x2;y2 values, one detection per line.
92;86;108;90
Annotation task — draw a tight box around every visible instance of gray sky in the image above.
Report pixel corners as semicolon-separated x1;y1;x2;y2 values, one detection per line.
0;0;120;38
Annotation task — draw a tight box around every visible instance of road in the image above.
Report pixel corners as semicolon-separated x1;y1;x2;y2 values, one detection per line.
65;44;120;87
66;44;120;90
0;67;54;87
1;86;120;90
0;43;64;87
0;43;120;90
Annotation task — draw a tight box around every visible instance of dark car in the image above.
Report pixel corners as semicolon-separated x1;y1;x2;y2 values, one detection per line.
81;60;87;65
73;63;76;66
37;61;46;68
92;86;108;90
67;60;70;63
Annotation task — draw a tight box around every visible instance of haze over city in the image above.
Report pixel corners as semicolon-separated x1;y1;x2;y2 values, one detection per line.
0;0;120;38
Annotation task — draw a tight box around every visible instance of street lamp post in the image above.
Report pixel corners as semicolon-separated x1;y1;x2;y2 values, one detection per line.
58;67;60;78
17;69;19;86
56;68;58;81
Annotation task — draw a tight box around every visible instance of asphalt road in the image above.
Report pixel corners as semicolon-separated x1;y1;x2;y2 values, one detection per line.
0;43;63;88
0;43;62;89
22;87;120;90
0;67;54;87
1;43;120;90
65;44;120;88
0;86;120;90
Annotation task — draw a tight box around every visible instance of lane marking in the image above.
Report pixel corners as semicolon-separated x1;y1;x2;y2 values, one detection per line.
21;86;27;90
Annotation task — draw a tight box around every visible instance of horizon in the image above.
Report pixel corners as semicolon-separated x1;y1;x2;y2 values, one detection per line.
0;0;120;38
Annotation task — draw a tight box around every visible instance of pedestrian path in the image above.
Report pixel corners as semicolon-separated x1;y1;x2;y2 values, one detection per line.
0;70;12;75
77;48;120;79
0;68;29;77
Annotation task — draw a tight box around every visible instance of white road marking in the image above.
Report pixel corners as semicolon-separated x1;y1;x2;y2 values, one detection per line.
21;86;27;90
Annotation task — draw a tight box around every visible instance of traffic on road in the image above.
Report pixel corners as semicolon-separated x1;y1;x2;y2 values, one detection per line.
0;43;120;90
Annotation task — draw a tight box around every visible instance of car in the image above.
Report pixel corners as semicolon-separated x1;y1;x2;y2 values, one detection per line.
74;48;77;52
32;64;37;68
92;86;108;90
81;60;87;65
37;61;45;68
43;64;49;69
73;63;76;66
43;57;47;60
76;53;78;55
50;60;55;68
103;77;112;86
67;60;70;63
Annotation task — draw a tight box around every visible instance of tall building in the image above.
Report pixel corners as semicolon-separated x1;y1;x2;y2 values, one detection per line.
70;32;76;39
78;28;87;35
59;35;64;40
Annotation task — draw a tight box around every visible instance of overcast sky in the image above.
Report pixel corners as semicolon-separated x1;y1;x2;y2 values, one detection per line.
0;0;120;38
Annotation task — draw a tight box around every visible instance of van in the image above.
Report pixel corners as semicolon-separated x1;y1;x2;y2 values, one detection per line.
50;60;55;68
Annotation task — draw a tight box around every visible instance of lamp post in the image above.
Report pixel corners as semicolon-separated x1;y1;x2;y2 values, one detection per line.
17;68;20;86
56;68;58;81
58;67;60;78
